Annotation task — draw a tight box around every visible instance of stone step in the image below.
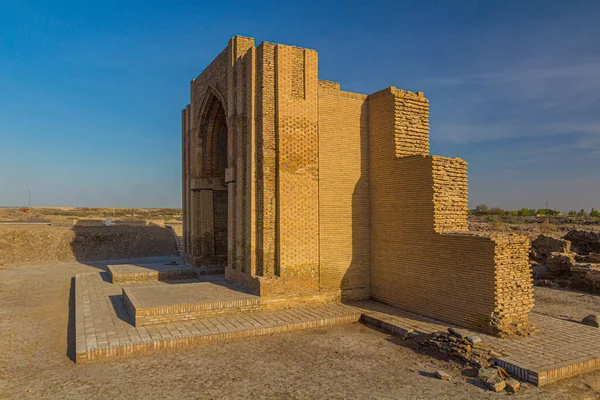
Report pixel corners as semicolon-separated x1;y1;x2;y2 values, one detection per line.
107;262;223;284
123;280;260;326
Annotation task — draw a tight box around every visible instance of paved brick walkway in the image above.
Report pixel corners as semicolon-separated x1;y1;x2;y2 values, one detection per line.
75;269;600;385
351;300;600;386
75;272;361;363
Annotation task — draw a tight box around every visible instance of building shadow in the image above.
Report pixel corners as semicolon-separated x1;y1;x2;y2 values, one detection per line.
69;224;179;267
108;294;134;324
66;277;76;362
340;101;371;300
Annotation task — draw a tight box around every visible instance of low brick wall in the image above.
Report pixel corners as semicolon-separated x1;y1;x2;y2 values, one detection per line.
0;225;177;265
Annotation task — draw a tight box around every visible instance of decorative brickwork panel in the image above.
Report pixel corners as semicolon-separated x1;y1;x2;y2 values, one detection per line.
275;45;319;288
291;50;305;99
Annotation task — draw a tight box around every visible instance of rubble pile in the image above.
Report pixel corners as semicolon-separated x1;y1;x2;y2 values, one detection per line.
531;232;600;293
478;367;521;393
421;328;501;369
425;328;524;393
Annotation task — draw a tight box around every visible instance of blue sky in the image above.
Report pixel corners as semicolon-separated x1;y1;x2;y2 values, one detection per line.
1;0;598;211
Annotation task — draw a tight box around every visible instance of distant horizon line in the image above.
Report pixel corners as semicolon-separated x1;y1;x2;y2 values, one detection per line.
1;205;598;214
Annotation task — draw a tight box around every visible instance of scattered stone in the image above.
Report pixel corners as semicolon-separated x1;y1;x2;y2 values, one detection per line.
448;327;469;338
486;378;506;392
478;367;498;381
489;350;502;358
435;370;452;381
582;314;599;328
495;367;509;379
422;331;498;368
505;378;521;393
466;335;481;344
477;366;519;392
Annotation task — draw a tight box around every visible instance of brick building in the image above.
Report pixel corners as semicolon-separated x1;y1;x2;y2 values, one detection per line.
181;36;534;337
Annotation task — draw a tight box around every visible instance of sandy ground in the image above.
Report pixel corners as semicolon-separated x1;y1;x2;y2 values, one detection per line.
533;287;600;323
1;260;600;399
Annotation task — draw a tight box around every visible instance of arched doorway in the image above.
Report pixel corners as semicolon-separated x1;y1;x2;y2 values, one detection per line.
197;91;228;265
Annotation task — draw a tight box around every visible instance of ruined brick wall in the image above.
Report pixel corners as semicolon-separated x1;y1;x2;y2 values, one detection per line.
317;82;371;300
182;37;534;334
491;234;534;335
368;88;534;336
432;156;469;233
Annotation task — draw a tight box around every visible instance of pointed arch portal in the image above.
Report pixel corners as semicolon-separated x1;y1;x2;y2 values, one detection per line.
196;91;228;265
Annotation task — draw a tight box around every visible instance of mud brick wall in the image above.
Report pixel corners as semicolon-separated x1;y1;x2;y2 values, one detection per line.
491;234;535;336
317;81;371;300
391;89;430;157
368;88;534;336
0;225;177;265
432;156;469;233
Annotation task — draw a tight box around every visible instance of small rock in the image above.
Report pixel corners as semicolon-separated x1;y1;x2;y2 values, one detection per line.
505;378;521;393
478;367;498;381
435;370;452;381
496;367;509;379
448;327;469;338
466;335;482;344
486;378;506;392
582;315;599;328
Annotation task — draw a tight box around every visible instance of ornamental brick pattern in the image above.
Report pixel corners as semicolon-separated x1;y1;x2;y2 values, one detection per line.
181;35;535;337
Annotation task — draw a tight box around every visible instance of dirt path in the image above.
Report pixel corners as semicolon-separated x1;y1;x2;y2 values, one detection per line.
1;261;599;399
